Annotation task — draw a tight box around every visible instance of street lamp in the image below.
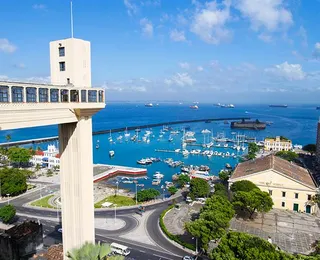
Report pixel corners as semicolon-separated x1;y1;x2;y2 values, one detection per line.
192;237;198;254
115;181;119;196
6;194;10;205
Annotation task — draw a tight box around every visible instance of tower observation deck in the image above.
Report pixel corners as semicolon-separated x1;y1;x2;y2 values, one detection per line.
0;37;106;259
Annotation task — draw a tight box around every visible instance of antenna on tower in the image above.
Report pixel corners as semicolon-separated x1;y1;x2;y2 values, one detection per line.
70;0;74;38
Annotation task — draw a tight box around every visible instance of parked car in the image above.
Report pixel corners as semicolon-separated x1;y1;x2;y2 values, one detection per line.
183;256;194;260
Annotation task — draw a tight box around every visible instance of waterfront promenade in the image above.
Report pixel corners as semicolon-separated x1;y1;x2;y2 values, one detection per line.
0;117;250;147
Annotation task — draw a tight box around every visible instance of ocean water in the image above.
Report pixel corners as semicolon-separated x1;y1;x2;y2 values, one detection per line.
1;103;319;192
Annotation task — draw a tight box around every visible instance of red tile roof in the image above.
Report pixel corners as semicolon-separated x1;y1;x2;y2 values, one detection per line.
35;150;44;156
230;154;317;188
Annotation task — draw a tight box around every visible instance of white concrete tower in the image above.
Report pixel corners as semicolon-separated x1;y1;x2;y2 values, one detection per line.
49;37;96;257
50;38;91;87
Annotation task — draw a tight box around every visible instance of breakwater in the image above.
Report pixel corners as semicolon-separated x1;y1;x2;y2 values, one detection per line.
0;117;250;147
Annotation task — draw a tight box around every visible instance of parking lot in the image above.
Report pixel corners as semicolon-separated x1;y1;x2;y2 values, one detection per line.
230;208;320;254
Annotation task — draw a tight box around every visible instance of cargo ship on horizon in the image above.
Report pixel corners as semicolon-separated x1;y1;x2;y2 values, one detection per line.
269;104;288;108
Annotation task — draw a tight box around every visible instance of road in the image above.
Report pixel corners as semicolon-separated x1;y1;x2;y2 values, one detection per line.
1;184;193;260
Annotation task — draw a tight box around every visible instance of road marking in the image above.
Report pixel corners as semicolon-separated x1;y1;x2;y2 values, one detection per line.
139;250;145;253
152;254;173;260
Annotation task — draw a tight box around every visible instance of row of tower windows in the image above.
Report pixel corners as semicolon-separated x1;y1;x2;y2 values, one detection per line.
0;86;104;103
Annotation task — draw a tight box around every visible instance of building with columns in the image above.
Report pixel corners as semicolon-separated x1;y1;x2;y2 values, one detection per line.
0;37;105;259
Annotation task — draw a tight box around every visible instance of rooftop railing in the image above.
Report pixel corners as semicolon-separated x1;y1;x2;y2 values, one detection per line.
0;81;105;104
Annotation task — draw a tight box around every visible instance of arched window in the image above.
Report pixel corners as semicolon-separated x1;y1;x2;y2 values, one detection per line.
12;86;24;102
0;86;9;102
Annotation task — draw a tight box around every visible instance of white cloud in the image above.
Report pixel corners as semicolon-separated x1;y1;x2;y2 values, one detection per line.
32;4;46;10
190;0;232;44
0;39;17;53
141;0;161;7
179;62;190;69
165;73;194;87
197;66;204;72
139;77;151;83
0;75;9;81
258;33;272;43
140;18;153;37
170;29;186;42
312;42;320;60
25;76;51;83
124;0;138;16
265;62;305;81
235;0;293;32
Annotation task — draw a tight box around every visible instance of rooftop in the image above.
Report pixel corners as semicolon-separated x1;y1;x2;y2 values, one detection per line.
230;154;317;188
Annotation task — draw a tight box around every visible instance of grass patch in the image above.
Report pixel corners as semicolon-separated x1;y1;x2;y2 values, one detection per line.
95;195;135;208
27;184;36;190
31;195;55;209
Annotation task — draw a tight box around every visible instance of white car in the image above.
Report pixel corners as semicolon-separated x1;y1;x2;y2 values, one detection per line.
183;256;194;260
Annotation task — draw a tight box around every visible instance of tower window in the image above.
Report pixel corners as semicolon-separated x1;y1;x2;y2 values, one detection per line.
59;47;65;57
59;62;66;72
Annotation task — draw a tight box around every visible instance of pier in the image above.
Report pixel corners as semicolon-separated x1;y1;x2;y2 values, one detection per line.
155;149;178;153
93;164;147;183
0;117;250;147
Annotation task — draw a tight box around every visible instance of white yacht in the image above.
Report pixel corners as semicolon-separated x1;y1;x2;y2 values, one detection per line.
182;149;189;157
109;150;115;157
124;127;130;138
145;103;153;107
153;172;164;179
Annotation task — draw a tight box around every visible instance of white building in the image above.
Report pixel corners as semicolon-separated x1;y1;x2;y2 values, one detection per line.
30;144;60;169
264;136;293;152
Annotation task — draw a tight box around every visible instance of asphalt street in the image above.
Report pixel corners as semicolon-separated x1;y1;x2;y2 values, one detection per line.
1;183;193;260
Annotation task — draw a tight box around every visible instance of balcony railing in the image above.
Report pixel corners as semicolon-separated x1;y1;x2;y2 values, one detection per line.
0;81;105;104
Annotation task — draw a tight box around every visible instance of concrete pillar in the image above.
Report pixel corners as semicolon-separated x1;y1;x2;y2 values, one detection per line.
58;116;94;258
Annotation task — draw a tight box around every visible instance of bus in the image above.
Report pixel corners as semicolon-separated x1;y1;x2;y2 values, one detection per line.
110;242;131;256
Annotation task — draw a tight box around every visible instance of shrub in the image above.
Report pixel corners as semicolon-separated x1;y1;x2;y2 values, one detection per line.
0;205;16;223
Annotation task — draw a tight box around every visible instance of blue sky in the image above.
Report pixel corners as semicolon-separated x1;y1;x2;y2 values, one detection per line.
0;0;320;103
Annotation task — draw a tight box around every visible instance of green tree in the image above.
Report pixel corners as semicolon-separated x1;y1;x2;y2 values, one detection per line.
67;241;124;260
209;232;300;260
302;144;317;155
189;178;210;199
213;183;228;198
7;147;32;167
0;167;28;196
135;188;160;202
219;170;231;182
168;186;178;195
176;174;190;187
230;180;258;193
233;189;273;219
275;151;298;162
0;204;16;224
35;163;41;172
186;195;234;250
246;143;260;160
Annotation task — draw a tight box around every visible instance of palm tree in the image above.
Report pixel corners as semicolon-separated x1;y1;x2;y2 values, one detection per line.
67;242;124;260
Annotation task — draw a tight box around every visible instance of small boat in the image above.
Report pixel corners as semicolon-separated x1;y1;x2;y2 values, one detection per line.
152;179;161;185
145;103;153;107
168;136;173;142
172;174;179;181
225;163;232;169
123;180;134;184
135;128;141;132
124;127;131;138
137;158;153;165
201;129;211;134
182;150;189;157
97;140;100;143
108;130;113;143
117;135;123;141
170;130;180;135
153;172;164;179
96;144;99;149
109;150;115;157
190;105;199;109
